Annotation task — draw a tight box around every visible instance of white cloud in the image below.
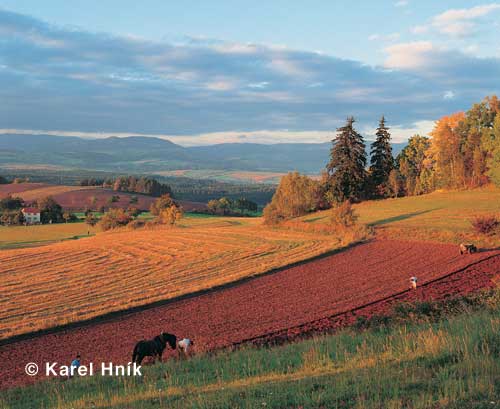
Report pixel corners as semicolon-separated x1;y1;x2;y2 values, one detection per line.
368;33;400;42
212;42;259;54
361;120;434;143
247;81;269;89
204;78;239;91
431;3;500;37
443;90;456;100
384;41;434;70
410;25;429;34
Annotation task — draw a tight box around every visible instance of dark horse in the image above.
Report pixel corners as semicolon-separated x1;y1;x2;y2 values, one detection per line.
132;332;177;365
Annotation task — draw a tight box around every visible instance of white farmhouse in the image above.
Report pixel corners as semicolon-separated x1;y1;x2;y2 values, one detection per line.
22;207;41;224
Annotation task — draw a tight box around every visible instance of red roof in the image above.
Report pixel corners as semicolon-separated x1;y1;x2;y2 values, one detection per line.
22;207;40;213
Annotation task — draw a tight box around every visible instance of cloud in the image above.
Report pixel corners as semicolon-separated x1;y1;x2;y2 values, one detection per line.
384;41;500;83
384;41;434;70
414;3;500;38
361;120;434;143
443;90;456;100
0;9;499;143
248;81;270;89
410;25;429;35
394;0;409;7
368;33;400;42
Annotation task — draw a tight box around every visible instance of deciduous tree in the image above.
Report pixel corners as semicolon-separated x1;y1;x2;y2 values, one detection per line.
36;196;63;223
264;172;320;224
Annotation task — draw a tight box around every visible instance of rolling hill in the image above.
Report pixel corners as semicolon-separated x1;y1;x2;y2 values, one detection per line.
0;134;406;174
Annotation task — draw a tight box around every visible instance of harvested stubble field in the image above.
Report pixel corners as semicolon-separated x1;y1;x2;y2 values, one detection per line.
0;219;346;340
0;239;497;389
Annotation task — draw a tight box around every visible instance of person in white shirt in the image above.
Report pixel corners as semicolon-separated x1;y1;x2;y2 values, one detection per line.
410;276;418;290
178;338;194;358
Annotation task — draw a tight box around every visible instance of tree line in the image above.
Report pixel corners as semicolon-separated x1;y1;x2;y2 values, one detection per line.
265;95;500;224
207;197;258;216
97;193;183;231
80;176;172;197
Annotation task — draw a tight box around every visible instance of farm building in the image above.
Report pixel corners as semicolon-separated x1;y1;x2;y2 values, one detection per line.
21;207;41;224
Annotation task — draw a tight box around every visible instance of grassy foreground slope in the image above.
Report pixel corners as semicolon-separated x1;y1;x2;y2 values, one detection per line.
2;293;499;409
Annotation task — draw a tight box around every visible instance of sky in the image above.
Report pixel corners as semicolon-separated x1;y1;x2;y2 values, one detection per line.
0;1;499;145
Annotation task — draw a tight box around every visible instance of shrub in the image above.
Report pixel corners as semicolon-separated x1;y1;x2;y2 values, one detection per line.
150;194;176;216
0;210;25;226
126;206;141;217
62;212;78;223
158;205;183;226
85;213;98;227
127;219;146;229
330;200;358;229
107;195;120;204
471;215;499;235
99;208;132;231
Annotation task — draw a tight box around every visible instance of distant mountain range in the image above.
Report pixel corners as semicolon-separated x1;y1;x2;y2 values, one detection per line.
0;134;407;174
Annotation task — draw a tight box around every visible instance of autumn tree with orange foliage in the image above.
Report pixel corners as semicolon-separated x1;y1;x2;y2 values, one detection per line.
427;112;466;189
263;172;321;224
426;96;499;189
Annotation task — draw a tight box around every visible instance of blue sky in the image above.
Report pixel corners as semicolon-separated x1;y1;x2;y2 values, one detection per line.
0;1;499;145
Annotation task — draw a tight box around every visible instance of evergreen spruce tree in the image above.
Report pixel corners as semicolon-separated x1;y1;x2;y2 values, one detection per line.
370;116;394;192
326;117;367;202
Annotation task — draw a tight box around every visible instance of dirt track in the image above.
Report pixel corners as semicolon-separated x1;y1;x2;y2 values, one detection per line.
0;240;498;389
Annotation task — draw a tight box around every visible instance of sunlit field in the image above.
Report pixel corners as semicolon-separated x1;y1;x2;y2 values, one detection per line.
303;187;500;246
0;217;348;339
0;223;98;250
0;213;211;250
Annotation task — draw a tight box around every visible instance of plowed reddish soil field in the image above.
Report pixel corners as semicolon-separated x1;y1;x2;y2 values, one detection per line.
0;240;498;390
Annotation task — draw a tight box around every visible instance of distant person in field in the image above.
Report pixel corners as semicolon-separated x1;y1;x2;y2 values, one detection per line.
178;338;194;358
459;243;477;255
69;354;81;378
410;276;417;290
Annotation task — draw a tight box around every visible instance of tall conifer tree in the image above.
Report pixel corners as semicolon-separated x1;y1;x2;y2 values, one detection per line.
370;116;394;190
326;117;367;202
